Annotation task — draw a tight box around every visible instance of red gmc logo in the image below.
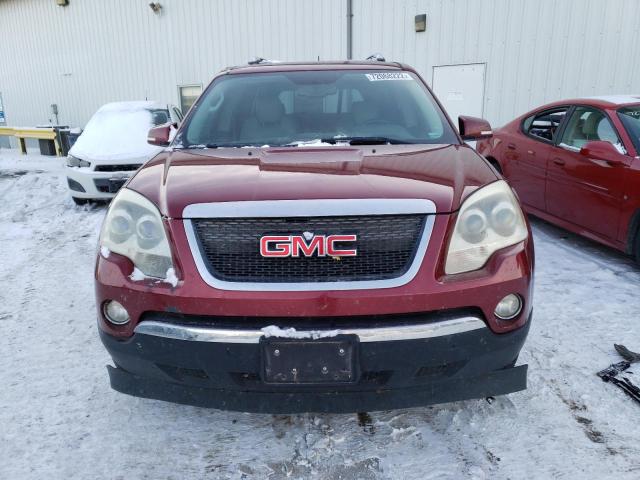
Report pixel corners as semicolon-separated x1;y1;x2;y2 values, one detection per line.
260;233;357;258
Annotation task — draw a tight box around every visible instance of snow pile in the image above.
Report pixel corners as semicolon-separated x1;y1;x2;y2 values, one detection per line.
164;267;178;287
129;267;147;282
69;101;166;162
261;325;341;339
288;139;335;147
129;266;178;287
2;149;640;479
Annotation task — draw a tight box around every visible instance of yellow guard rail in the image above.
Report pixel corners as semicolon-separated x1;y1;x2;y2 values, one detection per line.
0;126;63;156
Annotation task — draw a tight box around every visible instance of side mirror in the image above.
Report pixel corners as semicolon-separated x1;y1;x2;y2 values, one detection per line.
147;122;176;147
458;116;493;141
579;140;622;162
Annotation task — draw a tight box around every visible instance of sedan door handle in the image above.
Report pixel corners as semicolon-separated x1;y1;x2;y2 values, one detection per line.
507;143;516;150
553;157;566;166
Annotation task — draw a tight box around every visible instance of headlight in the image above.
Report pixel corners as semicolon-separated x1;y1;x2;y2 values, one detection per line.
67;155;91;168
445;180;528;274
99;188;173;278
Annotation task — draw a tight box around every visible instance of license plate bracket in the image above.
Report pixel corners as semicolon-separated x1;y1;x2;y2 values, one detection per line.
261;335;359;385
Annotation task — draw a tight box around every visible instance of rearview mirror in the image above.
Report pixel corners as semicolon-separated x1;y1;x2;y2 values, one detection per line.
458;116;493;141
147;123;176;147
579;140;623;162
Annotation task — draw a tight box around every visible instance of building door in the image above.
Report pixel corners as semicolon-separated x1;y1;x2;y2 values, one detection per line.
432;63;486;129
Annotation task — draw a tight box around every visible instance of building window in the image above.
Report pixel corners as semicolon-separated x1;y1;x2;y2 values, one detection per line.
178;85;202;115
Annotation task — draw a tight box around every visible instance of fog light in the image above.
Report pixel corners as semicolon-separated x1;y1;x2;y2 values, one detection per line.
495;294;522;320
104;300;130;325
67;177;86;192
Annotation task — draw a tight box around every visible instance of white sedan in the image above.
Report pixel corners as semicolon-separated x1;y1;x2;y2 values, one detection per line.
65;101;182;204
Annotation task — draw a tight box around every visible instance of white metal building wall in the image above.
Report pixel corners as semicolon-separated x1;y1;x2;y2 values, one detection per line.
352;0;640;126
1;0;640;130
0;0;346;128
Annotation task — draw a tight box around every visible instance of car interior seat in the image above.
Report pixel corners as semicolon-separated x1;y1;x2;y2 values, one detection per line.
579;112;618;146
240;94;296;143
353;101;379;126
562;112;603;148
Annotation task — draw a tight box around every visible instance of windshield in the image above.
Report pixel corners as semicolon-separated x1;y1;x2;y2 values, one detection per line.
148;108;170;125
177;70;458;148
617;105;640;153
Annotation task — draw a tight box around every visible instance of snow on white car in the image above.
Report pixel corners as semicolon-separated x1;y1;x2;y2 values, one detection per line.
65;101;182;204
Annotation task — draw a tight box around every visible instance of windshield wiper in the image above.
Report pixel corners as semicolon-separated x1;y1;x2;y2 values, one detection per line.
205;143;245;149
171;143;234;150
320;136;413;145
184;138;414;149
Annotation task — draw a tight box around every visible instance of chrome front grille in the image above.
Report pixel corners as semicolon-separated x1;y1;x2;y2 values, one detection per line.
183;199;437;291
192;214;425;283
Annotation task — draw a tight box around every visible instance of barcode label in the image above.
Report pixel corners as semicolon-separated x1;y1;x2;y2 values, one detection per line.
365;72;413;81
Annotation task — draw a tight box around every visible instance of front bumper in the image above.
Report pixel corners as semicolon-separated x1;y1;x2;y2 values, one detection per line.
100;310;530;413
66;166;132;200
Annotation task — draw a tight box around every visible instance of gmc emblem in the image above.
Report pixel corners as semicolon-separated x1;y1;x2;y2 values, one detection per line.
260;233;357;258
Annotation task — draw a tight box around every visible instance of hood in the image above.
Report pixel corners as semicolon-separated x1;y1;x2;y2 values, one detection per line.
69;102;165;163
128;144;497;218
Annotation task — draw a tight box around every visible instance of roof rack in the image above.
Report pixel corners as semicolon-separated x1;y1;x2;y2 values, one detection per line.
366;53;386;62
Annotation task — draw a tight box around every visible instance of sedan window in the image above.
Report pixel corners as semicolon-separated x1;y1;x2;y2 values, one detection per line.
559;107;625;153
617;105;640;154
523;108;568;142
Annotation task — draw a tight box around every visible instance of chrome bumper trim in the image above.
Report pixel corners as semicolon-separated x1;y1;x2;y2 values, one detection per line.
134;315;487;344
183;198;437;218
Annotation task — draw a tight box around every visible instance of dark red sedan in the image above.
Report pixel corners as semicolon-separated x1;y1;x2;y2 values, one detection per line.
478;96;640;261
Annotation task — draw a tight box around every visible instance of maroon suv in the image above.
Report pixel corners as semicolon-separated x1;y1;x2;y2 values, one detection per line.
95;61;534;413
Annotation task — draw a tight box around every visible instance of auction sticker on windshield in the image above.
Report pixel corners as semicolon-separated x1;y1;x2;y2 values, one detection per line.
365;72;413;81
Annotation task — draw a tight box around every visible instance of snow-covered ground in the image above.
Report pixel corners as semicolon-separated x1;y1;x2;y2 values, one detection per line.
1;150;639;479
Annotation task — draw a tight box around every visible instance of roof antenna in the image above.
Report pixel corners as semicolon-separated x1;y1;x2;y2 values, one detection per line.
248;57;266;65
366;53;385;62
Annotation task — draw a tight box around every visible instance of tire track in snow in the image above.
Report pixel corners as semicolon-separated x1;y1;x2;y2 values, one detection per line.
2;151;640;480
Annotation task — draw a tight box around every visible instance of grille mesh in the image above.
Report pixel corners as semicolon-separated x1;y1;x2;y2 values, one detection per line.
192;214;426;283
94;164;142;172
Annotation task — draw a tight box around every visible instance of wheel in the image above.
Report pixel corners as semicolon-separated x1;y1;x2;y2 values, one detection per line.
72;197;91;206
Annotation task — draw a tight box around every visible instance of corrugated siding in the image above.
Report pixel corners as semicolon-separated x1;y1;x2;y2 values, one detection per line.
0;0;346;127
2;0;640;128
352;0;640;126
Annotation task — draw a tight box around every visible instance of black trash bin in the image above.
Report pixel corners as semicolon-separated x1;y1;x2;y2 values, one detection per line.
38;138;57;156
58;128;82;156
